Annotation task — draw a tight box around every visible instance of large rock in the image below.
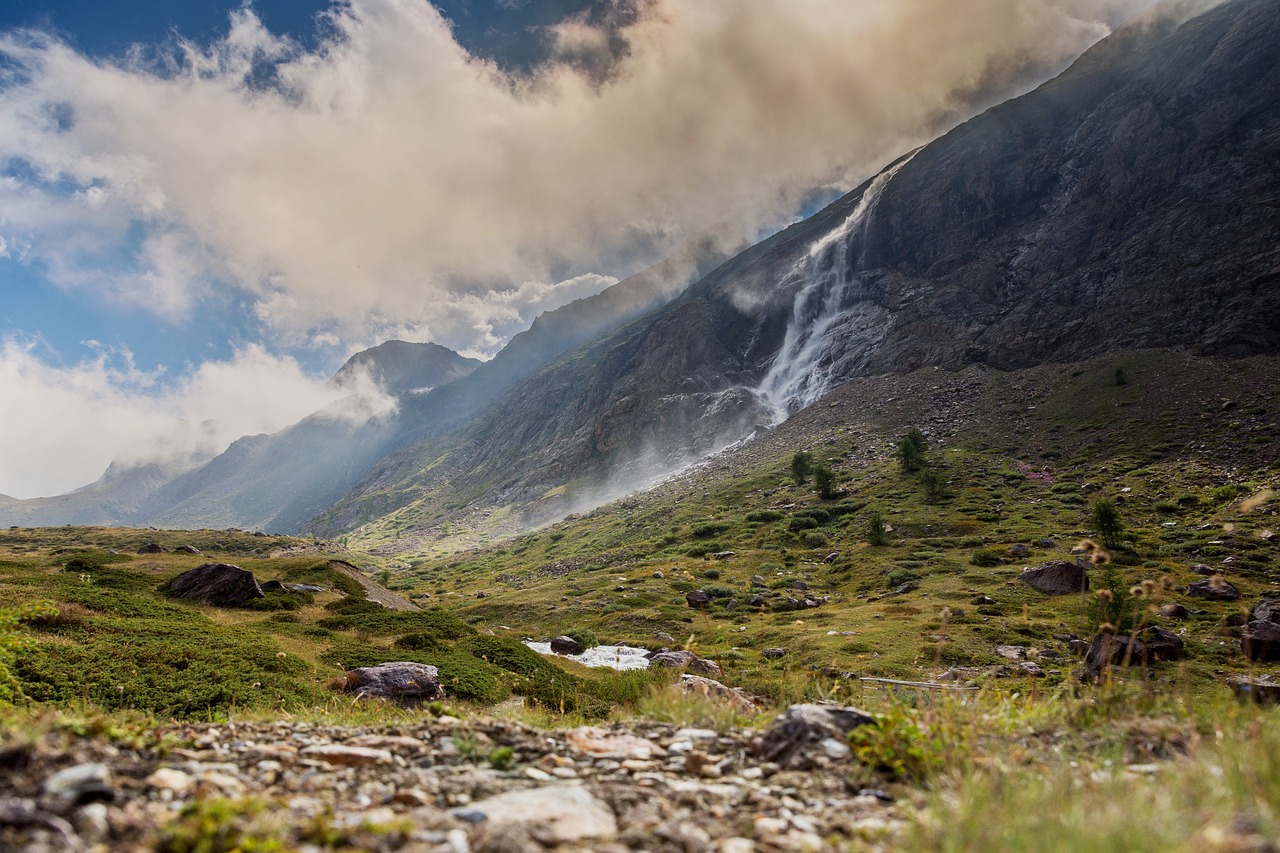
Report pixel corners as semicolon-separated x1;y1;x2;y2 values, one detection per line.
549;636;585;655
677;675;756;712
137;542;168;554
686;590;711;608
1186;578;1241;600
1228;675;1280;705
754;704;875;770
167;563;263;606
1241;621;1280;661
1081;626;1185;680
455;785;617;844
1018;560;1089;595
1252;597;1280;624
344;662;442;705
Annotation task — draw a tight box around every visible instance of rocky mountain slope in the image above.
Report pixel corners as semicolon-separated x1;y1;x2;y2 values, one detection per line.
312;0;1280;546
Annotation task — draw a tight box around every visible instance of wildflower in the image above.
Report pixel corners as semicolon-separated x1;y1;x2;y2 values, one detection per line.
1210;574;1227;590
1099;622;1116;634
1130;585;1145;598
1096;589;1114;603
1092;551;1110;565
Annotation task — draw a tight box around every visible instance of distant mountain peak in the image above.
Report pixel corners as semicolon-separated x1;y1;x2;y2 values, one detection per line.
332;341;481;396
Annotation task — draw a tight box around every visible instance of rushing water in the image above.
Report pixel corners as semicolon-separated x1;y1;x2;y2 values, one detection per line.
523;641;652;671
755;154;915;423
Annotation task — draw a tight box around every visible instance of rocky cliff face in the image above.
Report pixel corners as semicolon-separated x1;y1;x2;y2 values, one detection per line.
314;0;1280;540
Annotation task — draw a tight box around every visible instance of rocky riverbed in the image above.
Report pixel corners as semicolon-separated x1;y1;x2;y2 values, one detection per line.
0;708;906;852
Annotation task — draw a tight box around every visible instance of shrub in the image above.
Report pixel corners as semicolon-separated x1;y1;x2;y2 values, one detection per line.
788;517;819;532
867;511;890;546
702;585;737;600
745;511;784;523
897;429;927;473
970;548;1004;567
1089;500;1124;550
813;464;837;499
918;469;950;502
692;522;730;539
563;628;600;650
886;569;919;588
791;452;814;485
0;600;58;703
803;531;831;549
701;568;722;580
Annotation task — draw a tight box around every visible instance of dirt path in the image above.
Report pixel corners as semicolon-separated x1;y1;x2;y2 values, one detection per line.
327;559;419;611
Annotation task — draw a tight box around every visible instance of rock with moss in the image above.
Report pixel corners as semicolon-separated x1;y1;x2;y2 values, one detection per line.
754;704;875;770
1018;560;1089;595
343;661;442;705
167;563;263;606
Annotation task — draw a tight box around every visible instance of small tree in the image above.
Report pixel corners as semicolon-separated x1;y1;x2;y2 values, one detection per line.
866;511;890;546
897;429;927;473
1113;367;1127;386
813;464;837;499
1090;500;1124;550
918;469;949;502
791;451;814;485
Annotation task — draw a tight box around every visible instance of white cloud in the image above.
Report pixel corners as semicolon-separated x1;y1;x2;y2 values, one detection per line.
0;0;1189;357
0;339;389;498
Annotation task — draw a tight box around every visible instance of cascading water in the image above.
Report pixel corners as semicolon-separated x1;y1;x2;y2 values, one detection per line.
755;155;915;424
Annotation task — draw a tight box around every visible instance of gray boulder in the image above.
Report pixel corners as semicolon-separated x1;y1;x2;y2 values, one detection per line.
550;635;585;655
137;542;169;554
345;662;442;705
754;704;876;770
1186;578;1241;600
686;590;711;608
1019;560;1089;595
1242;621;1280;661
1252;597;1280;624
168;563;263;606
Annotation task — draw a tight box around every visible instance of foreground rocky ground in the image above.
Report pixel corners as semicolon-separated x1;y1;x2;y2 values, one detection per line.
0;707;904;853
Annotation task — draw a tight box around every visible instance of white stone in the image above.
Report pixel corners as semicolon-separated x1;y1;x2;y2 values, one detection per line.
146;768;193;794
458;785;617;843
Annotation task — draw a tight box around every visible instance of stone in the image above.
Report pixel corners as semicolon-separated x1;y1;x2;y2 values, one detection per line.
1008;544;1030;558
1079;628;1185;680
750;575;767;588
1241;620;1280;661
146;768;193;794
1252;598;1280;624
748;595;765;607
343;662;442;705
1190;564;1215;576
1228;675;1280;705
40;763;113;813
971;594;996;605
676;675;756;711
550;635;585;655
686;590;711;608
653;570;665;579
1140;626;1186;661
1186;578;1241;600
174;545;201;554
995;645;1027;660
650;650;698;669
457;785;618;844
301;745;393;767
754;704;875;770
823;552;841;564
1018;661;1045;677
1018;560;1089;595
566;727;664;760
260;580;285;592
791;580;809;591
1159;603;1189;619
688;657;724;677
761;648;787;660
137;542;169;554
168;563;264;606
653;631;675;643
712;551;736;561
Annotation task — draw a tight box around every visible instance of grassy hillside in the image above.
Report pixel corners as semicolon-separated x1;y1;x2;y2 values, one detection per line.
363;350;1280;700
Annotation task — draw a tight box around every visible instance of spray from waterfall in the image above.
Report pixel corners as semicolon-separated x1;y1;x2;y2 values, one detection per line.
755;154;916;424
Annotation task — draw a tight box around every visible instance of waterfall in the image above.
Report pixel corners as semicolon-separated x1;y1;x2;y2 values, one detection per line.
755;155;914;424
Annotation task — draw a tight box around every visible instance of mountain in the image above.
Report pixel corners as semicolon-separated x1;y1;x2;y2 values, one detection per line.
0;457;208;528
331;341;481;395
116;232;742;534
313;0;1280;549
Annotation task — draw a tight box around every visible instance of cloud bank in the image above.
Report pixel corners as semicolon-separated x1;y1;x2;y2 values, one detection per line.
0;0;1181;357
0;340;388;498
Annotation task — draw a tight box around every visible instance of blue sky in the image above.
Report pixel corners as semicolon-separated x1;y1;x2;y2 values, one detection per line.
0;0;1150;497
